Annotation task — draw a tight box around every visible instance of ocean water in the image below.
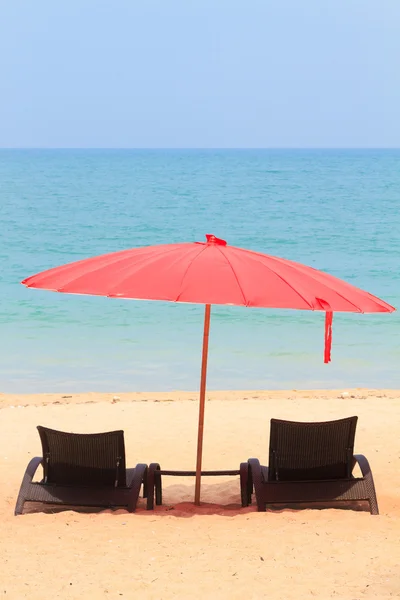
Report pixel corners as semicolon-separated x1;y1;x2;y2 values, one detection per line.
0;149;399;393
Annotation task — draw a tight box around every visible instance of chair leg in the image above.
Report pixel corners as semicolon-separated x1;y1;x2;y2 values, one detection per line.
240;462;251;507
354;454;379;515
247;464;253;505
15;492;27;517
368;492;379;515
14;457;43;516
147;463;161;510
155;470;162;505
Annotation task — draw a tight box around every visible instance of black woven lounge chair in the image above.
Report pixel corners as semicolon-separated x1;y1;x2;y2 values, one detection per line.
241;416;379;515
15;426;148;515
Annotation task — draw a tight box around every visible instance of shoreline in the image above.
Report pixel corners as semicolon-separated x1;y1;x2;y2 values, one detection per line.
1;387;399;409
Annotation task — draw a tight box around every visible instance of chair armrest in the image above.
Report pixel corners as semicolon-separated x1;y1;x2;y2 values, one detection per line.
353;454;373;477
247;458;267;511
24;457;43;482
134;463;148;484
247;458;263;487
126;463;147;512
14;457;43;515
248;458;262;475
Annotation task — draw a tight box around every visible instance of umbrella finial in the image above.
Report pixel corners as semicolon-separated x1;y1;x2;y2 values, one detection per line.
206;234;227;246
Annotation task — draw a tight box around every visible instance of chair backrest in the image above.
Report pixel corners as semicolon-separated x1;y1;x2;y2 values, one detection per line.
268;416;358;482
37;426;127;487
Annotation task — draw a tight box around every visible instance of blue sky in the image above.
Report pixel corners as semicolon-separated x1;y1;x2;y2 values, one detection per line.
1;0;399;148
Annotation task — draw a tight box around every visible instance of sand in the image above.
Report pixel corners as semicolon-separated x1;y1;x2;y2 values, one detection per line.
0;389;399;599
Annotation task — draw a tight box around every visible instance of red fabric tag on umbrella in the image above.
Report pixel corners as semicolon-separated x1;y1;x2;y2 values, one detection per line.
324;311;333;363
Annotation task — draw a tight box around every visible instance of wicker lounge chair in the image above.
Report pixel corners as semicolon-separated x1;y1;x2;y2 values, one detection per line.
241;416;379;515
15;426;148;515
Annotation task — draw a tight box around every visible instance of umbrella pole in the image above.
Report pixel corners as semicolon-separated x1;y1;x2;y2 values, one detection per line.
194;303;211;505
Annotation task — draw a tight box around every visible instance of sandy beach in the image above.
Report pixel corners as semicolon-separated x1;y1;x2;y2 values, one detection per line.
0;389;399;599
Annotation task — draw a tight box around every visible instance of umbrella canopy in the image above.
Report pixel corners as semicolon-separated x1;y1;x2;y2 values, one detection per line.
22;234;395;505
23;234;394;313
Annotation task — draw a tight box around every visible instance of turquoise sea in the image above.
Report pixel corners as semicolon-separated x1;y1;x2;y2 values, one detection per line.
1;149;399;393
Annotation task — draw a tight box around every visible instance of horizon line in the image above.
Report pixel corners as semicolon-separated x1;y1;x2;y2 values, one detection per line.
1;146;400;151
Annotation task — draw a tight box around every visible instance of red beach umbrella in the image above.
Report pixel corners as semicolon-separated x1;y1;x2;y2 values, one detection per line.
22;234;395;504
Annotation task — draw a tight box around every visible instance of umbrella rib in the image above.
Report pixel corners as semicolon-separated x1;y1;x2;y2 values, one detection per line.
318;289;363;313
175;245;209;302
217;246;247;305
106;246;200;298
258;254;365;313
56;246;184;295
23;245;168;288
240;250;316;309
35;253;147;292
236;247;388;312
